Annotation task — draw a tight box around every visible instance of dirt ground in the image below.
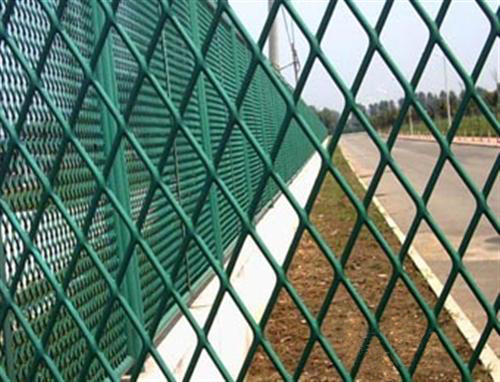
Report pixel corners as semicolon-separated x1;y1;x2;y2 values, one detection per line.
247;149;491;381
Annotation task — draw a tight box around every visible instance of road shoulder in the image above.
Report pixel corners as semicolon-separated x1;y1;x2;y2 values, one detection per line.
341;145;499;382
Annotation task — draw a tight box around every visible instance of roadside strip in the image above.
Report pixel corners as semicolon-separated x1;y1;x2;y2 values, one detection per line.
395;134;500;148
341;147;500;382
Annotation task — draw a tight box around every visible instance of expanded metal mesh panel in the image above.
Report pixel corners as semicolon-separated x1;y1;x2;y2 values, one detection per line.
0;0;498;381
112;0;180;332
0;1;130;380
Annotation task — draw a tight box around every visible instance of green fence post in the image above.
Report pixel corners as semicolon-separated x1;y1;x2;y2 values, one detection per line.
188;0;224;263
230;26;253;210
90;2;144;360
159;18;194;290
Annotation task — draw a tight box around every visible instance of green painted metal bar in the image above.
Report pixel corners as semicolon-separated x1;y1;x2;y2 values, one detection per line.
90;1;144;360
257;71;273;207
188;0;224;264
159;6;193;293
469;294;500;371
230;26;253;210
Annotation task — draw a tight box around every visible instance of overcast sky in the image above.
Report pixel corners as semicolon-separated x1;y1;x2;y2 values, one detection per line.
228;0;499;112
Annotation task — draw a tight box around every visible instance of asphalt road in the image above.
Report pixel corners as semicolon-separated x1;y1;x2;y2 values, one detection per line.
340;132;499;354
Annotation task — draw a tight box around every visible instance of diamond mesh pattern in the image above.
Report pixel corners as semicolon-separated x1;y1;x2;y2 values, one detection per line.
0;0;498;381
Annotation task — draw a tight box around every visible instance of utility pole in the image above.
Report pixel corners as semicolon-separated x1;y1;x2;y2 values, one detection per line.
268;0;279;69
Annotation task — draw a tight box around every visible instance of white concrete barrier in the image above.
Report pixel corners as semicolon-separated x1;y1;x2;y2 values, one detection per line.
139;142;325;381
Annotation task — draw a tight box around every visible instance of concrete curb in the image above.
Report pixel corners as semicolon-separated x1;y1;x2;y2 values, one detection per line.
395;134;500;148
341;147;500;382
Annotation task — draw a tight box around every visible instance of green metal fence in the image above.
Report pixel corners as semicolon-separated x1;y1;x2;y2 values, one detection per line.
0;0;498;381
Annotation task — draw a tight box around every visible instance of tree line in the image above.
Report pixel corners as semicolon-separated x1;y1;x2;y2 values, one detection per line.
312;106;363;134
314;85;498;133
367;85;498;130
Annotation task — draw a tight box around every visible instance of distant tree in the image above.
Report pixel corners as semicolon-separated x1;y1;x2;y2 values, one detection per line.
438;90;448;118
316;107;339;133
398;98;404;109
483;87;496;109
449;90;458;114
342;103;368;133
345;114;363;133
416;91;427;108
357;103;367;116
387;100;398;125
364;86;498;132
426;92;437;118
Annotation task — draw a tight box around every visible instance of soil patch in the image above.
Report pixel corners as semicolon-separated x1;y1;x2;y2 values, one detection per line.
247;149;491;381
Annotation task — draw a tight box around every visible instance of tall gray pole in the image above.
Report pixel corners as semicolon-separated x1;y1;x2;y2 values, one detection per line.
268;0;279;69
